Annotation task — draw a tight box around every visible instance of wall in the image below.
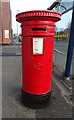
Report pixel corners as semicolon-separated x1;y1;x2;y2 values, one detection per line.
0;0;2;43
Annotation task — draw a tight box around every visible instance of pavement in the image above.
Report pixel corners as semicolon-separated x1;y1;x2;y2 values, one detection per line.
0;52;2;119
2;55;72;119
0;42;73;119
53;66;72;104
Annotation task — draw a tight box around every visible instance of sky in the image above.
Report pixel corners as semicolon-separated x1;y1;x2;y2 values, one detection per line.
10;0;55;34
10;0;72;34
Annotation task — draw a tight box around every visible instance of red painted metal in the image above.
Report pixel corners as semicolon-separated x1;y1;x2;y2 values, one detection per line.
16;10;61;95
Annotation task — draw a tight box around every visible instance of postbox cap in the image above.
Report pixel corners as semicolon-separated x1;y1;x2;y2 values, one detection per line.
16;10;61;23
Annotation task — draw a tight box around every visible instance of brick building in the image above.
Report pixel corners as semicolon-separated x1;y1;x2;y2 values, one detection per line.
0;0;12;44
0;0;2;43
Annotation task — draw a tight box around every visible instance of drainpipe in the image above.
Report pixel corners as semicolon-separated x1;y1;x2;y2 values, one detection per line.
65;2;74;80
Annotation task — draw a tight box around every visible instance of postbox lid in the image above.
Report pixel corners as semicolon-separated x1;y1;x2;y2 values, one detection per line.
16;10;61;23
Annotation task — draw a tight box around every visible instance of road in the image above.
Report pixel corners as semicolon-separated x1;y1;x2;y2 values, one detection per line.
1;41;69;55
2;55;72;118
55;41;68;53
2;45;21;54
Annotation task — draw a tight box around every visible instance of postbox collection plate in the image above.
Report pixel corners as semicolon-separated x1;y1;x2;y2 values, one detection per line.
33;38;44;55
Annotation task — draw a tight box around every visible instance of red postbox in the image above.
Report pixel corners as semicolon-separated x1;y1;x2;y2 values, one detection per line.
16;10;61;103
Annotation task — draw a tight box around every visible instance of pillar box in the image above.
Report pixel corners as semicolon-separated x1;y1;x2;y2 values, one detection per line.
16;10;61;103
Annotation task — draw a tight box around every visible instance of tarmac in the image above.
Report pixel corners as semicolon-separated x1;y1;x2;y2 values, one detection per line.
1;50;72;119
1;40;68;54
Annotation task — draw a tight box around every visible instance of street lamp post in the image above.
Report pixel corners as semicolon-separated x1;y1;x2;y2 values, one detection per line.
16;10;20;36
16;10;20;43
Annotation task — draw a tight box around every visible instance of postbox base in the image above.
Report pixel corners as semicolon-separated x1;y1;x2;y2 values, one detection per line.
21;90;51;108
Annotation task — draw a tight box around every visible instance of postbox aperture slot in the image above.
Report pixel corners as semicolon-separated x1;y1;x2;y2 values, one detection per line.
32;28;46;31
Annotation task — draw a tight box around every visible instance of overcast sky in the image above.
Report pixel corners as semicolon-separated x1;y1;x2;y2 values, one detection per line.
10;0;72;34
10;0;55;34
